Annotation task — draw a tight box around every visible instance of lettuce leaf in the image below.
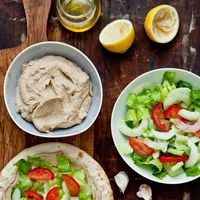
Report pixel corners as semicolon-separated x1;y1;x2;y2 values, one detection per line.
176;80;192;89
27;156;53;169
162;71;176;84
185;165;200;176
15;159;31;175
57;154;70;172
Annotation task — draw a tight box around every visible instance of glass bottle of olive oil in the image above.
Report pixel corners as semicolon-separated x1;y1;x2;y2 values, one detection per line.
57;0;101;32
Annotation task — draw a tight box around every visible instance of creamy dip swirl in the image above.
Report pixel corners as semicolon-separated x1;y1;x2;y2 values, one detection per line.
16;55;93;132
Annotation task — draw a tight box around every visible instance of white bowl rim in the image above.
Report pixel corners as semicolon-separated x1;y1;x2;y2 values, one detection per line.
4;41;103;138
111;68;200;184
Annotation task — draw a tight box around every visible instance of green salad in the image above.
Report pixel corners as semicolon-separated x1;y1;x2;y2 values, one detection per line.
118;71;200;179
11;154;92;200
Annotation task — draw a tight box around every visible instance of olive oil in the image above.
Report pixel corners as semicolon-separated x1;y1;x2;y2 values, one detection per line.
57;0;101;32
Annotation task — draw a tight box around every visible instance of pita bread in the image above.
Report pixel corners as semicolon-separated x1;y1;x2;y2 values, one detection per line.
0;142;113;199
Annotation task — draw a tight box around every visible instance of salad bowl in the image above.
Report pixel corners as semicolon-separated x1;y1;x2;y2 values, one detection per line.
111;68;200;184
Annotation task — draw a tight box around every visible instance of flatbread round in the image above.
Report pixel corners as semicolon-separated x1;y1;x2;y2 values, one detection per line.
0;142;113;199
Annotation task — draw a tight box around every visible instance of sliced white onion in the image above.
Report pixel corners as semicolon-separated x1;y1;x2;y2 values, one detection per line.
43;182;49;199
143;138;169;152
61;181;70;199
12;188;21;200
179;109;200;121
114;171;129;194
163;88;191;110
175;117;200;133
117;142;133;155
152;151;160;159
189;136;200;144
136;184;152;200
118;118;148;137
185;139;199;168
151;126;176;140
175;134;188;143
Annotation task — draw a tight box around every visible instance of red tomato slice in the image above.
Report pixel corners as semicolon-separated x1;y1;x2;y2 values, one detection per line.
152;102;170;132
129;137;154;156
193;130;200;138
164;105;184;119
46;187;59;200
62;174;80;196
27;167;54;181
24;190;43;200
159;155;189;163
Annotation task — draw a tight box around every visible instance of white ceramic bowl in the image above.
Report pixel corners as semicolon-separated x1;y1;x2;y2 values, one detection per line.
4;41;103;138
111;68;200;184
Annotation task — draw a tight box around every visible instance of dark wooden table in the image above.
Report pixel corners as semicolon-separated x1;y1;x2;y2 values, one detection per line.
0;0;200;199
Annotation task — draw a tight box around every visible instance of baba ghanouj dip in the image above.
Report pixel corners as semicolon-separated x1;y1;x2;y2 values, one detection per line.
16;55;93;132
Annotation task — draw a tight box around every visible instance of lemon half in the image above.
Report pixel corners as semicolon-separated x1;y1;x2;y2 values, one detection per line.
99;19;135;53
144;5;179;43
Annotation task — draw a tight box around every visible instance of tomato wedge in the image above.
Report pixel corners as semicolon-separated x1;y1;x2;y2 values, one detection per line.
194;130;200;138
27;167;54;181
159;155;189;163
129;137;154;156
152;102;170;132
24;190;43;200
164;105;184;119
62;174;80;196
46;187;59;200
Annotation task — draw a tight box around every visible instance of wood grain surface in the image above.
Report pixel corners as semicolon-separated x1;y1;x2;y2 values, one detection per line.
0;0;200;199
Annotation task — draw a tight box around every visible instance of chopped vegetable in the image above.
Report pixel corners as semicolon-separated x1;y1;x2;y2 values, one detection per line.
151;102;169;132
158;155;188;163
114;171;129;193
118;118;148;137
178;109;200;121
162;71;176;84
163;88;191;110
62;174;80;196
164;105;183;119
176;80;192;89
27;167;54;181
46;187;59;200
129;138;154;156
24;190;43;200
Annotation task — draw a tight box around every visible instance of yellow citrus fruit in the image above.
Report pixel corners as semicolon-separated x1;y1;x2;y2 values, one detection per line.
99;19;135;53
144;4;179;43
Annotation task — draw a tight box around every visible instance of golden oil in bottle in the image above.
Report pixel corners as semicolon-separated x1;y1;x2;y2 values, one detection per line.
57;0;101;32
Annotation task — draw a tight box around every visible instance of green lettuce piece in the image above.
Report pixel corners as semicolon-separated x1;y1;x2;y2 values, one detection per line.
162;71;176;84
125;109;138;127
176;80;192;89
136;95;151;106
189;104;200;112
57;154;70;172
153;170;167;179
137;106;150;121
131;152;163;175
117;142;133;155
15;159;31;175
79;192;93;200
16;174;33;191
185;165;200;176
191;90;200;102
27;156;53;169
48;175;63;189
126;93;136;108
167;147;185;156
163;163;184;177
